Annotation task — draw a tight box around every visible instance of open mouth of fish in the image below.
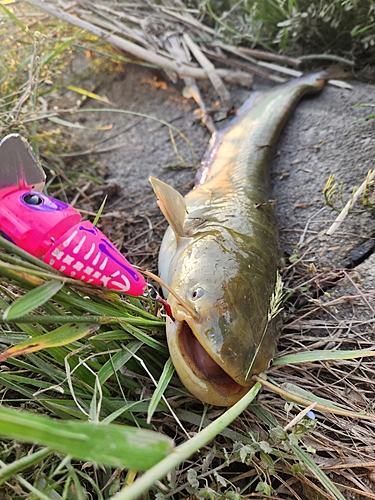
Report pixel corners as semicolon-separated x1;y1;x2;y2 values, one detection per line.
178;320;244;397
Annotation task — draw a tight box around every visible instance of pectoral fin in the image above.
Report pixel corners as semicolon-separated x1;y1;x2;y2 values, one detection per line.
149;176;187;238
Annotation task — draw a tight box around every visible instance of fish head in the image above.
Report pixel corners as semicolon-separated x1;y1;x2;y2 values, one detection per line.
165;233;279;406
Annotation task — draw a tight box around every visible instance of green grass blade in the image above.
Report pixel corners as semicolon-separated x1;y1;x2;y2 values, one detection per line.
48;116;112;130
147;357;174;423
250;403;279;428
282;383;368;416
98;341;142;385
0;405;173;470
0;236;55;272
255;377;375;420
103;400;151;425
14;475;52;500
290;443;346;500
43;31;83;65
0;4;32;37
92;195;108;226
0;261;65;288
112;382;262;500
67;85;112;105
354;103;375;108
122;323;168;353
2;280;64;320
175;408;253;444
0;323;99;361
0;448;51;485
0;314;164;326
274;348;375;366
358;113;375;121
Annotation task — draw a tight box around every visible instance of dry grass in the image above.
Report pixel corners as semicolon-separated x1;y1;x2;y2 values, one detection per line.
0;2;374;499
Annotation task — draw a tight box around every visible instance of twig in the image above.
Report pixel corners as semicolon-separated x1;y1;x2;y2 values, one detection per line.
183;33;231;110
299;206;326;247
26;0;252;88
252;375;375;420
299;54;355;66
165;34;216;133
205;43;285;83
343;270;375;316
237;46;301;68
284;292;375;329
253;61;354;89
57;143;141;157
326;169;375;235
283;403;317;431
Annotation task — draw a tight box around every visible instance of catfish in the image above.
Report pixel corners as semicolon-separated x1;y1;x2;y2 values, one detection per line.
150;72;329;406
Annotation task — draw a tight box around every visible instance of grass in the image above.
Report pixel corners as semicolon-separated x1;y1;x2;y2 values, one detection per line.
205;0;375;68
0;2;375;500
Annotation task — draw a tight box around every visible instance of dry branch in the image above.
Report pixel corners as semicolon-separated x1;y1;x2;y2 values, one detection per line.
183;33;231;110
27;0;353;96
326;169;375;235
27;0;253;88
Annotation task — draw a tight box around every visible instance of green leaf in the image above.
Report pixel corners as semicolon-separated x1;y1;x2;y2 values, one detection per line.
92;195;108;226
147;357;175;423
48;116;112;131
0;4;31;37
117;383;262;500
2;280;64;320
98;341;142;385
0;405;173;470
43;31;83;65
274;348;375;366
259;451;275;470
0;448;51;485
66;85;112;105
0;323;99;361
282;383;368;417
290;443;346;500
122;323;168;353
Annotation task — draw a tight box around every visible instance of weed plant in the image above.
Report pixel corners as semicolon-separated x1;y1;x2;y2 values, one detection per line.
203;0;375;67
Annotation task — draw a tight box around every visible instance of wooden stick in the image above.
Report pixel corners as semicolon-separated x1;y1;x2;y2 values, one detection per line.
26;0;253;87
183;33;231;110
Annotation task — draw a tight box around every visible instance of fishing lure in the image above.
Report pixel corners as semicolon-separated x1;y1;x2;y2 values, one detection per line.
0;134;147;296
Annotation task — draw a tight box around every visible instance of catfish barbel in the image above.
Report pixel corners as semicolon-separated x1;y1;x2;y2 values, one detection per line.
150;72;329;406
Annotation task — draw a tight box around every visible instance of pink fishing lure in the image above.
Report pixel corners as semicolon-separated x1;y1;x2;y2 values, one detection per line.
0;134;146;296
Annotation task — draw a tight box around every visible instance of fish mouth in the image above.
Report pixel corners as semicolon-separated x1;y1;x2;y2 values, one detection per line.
178;321;244;397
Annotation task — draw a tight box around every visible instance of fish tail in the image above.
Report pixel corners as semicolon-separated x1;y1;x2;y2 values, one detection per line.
282;71;329;95
288;66;349;94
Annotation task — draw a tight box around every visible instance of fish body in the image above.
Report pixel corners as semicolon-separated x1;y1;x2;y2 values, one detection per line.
150;73;328;406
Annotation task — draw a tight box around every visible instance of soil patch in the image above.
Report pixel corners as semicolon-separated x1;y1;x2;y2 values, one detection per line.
57;60;375;498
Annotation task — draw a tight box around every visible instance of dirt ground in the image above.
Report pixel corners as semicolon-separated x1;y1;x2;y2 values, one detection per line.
55;58;375;498
68;60;375;314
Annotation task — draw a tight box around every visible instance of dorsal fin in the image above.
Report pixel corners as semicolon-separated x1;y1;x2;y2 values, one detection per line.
149;176;187;238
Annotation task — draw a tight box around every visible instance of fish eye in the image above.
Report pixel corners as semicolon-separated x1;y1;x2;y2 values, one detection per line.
191;287;204;300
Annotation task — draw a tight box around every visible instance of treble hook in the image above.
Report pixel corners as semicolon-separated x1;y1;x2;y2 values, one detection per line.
144;284;175;321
